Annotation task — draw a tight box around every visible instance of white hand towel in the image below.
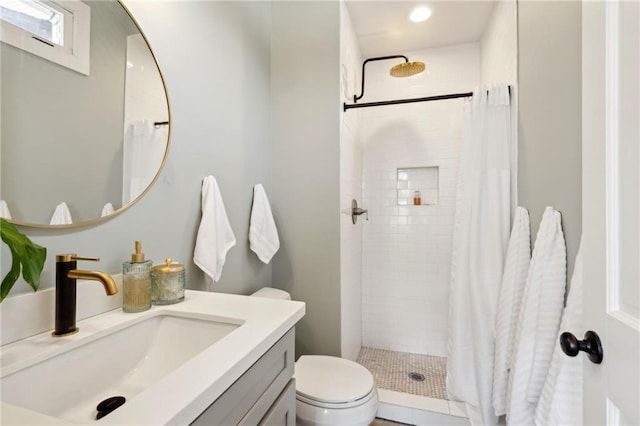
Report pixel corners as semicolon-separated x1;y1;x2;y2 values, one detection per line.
50;202;73;225
507;207;566;426
535;244;583;426
492;206;531;416
249;184;280;264
101;202;115;217
193;176;236;283
0;200;12;219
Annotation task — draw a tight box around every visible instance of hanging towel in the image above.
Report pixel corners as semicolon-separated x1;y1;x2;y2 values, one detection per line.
0;200;12;219
101;202;115;217
193;176;236;283
249;184;280;264
50;202;73;225
507;207;566;426
492;206;531;416
534;244;583;426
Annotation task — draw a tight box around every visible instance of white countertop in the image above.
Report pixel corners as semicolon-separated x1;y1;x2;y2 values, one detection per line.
0;290;305;425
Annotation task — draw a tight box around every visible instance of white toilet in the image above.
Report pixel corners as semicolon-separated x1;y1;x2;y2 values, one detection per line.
251;288;379;426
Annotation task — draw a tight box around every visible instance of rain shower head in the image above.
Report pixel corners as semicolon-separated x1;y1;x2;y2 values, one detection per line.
352;55;425;103
390;61;426;78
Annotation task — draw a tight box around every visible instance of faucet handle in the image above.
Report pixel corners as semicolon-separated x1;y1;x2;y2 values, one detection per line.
56;254;100;262
72;255;100;262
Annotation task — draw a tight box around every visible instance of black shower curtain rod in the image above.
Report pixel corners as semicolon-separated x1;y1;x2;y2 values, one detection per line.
343;91;473;111
343;86;511;112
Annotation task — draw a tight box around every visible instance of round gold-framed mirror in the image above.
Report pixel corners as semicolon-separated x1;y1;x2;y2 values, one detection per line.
0;0;170;228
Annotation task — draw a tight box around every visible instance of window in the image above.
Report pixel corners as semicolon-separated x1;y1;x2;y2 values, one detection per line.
0;0;90;75
1;0;65;46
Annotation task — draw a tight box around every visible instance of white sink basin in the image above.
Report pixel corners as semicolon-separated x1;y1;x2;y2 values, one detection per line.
1;312;241;423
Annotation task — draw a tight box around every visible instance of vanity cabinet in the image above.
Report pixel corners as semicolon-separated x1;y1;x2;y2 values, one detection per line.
191;329;296;425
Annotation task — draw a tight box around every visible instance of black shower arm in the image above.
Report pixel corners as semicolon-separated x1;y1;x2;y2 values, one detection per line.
353;55;409;104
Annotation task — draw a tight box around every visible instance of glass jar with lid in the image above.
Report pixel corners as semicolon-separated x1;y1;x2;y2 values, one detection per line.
150;258;185;304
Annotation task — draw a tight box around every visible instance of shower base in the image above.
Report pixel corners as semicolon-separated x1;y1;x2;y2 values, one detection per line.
357;347;470;425
357;347;447;399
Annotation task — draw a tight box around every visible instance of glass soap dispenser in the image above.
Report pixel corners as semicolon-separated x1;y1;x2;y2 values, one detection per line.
122;240;152;313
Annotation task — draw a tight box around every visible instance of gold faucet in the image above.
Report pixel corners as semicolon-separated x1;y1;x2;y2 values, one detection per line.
67;270;118;294
53;254;118;337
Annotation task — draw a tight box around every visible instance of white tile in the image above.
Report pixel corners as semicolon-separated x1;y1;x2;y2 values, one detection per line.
395;216;411;225
360;42;474;353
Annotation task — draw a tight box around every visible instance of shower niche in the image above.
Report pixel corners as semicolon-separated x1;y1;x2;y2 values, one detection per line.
396;166;439;206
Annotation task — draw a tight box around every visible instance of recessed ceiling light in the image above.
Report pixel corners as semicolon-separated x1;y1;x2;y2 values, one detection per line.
409;6;432;23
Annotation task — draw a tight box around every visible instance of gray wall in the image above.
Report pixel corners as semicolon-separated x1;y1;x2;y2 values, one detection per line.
2;0;343;361
2;1;273;299
517;1;582;277
1;1;136;223
271;2;342;358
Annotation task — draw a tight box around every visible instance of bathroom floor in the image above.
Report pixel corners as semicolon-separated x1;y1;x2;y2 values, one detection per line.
357;347;448;400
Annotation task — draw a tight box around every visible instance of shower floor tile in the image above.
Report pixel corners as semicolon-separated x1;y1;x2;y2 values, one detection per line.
357;347;448;400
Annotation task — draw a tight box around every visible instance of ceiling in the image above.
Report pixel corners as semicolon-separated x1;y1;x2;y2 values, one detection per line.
345;1;496;58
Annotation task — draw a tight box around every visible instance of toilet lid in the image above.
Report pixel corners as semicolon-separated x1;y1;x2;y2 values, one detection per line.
294;356;374;404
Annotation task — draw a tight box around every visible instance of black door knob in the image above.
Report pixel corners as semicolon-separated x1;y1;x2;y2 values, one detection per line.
560;330;603;364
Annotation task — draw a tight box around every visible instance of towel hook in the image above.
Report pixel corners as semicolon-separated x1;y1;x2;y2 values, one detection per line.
351;199;368;224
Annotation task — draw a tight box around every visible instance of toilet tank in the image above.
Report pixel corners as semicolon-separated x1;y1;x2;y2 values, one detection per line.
251;287;291;300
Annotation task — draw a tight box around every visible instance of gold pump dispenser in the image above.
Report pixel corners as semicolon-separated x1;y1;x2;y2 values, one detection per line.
122;240;152;312
131;240;146;262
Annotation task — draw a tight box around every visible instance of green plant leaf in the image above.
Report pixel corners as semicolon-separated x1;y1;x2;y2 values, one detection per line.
0;218;47;302
1;246;21;301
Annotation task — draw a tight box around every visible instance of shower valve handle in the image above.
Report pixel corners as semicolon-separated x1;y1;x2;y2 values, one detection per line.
354;207;368;218
351;199;368;224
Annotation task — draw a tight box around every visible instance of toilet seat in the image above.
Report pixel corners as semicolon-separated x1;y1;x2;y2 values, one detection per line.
296;387;377;409
294;355;375;406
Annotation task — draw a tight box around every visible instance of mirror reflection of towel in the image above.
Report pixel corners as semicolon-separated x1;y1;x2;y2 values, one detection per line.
101;203;115;217
249;184;280;264
50;202;73;225
0;200;12;219
193;176;236;283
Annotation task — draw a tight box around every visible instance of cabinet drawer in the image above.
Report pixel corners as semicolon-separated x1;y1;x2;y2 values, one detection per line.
258;379;296;426
191;329;294;425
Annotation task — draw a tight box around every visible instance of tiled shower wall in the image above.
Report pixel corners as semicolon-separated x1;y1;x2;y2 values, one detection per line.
361;44;480;356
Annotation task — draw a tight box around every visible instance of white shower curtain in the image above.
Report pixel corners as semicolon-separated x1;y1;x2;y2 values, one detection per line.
122;120;168;204
447;85;513;425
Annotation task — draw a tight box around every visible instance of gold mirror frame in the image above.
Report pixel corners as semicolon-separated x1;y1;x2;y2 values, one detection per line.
2;0;171;229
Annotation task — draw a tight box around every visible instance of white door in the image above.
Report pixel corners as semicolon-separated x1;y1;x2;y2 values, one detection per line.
582;0;640;424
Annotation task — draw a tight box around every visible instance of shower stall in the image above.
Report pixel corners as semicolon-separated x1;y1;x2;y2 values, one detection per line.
346;46;471;423
339;2;517;424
